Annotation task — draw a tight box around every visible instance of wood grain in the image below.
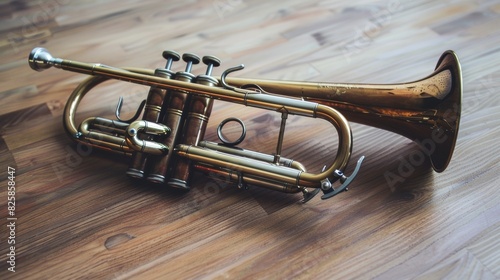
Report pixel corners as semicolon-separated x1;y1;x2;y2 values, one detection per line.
1;0;499;279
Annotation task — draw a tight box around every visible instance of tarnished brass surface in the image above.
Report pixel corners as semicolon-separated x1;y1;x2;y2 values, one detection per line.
28;47;461;200
225;50;462;172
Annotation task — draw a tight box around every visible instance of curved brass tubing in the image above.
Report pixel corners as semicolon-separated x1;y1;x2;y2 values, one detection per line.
28;47;461;202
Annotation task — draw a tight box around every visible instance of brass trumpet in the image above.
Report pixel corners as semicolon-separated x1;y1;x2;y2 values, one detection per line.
28;47;461;202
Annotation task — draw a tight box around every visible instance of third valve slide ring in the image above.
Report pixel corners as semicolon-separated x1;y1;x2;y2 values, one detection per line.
217;117;246;146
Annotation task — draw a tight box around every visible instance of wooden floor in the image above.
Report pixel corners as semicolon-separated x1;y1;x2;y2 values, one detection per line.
1;0;499;279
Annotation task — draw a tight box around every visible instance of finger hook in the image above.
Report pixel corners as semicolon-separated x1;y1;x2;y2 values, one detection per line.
115;97;146;123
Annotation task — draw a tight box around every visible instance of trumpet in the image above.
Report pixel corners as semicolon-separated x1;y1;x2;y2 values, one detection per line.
28;47;461;202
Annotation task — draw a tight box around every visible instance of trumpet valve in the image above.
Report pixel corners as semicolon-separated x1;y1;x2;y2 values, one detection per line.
182;53;201;73
202;55;221;76
162;50;181;70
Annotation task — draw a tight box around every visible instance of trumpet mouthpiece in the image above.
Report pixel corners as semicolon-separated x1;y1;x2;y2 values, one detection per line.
28;47;61;72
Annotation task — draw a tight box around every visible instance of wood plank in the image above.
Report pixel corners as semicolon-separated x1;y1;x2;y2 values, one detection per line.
0;0;499;278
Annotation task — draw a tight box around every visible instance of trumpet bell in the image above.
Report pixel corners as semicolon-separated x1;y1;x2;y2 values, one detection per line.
423;50;461;172
224;50;462;172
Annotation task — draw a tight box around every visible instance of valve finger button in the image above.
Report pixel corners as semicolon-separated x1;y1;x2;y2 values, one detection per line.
217;117;246;146
202;55;221;76
182;53;201;73
162;50;181;70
